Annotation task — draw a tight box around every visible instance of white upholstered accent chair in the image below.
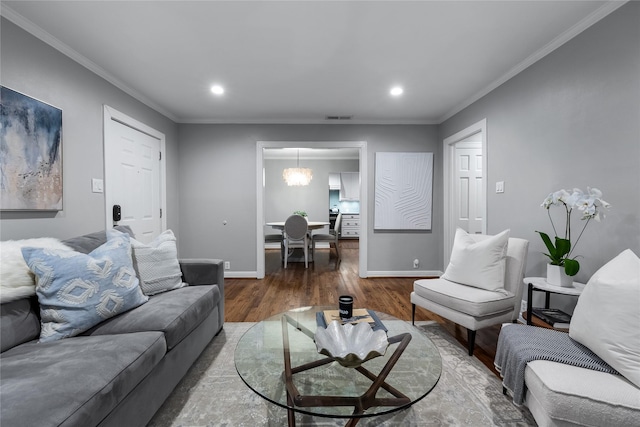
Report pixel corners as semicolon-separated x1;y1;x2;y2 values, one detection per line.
312;212;341;263
411;231;529;356
283;214;310;268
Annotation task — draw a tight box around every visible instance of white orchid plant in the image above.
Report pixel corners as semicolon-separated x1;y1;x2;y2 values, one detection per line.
537;187;610;276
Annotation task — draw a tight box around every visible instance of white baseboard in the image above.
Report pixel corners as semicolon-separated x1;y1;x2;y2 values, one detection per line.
366;270;443;278
224;271;258;278
225;269;442;279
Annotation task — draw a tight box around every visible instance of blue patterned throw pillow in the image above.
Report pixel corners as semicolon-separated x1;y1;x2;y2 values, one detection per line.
21;230;148;342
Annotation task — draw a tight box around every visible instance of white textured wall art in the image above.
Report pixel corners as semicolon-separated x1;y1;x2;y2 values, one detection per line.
374;152;432;230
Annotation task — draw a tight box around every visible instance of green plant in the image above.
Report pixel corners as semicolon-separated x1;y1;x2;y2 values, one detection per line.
537;187;610;276
293;210;307;217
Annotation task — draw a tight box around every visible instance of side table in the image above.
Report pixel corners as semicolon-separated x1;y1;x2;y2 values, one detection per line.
524;277;586;327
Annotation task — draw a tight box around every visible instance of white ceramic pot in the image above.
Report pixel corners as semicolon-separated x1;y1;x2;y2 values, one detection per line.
546;264;574;287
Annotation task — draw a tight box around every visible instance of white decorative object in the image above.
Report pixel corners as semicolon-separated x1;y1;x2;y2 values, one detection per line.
569;249;640;388
314;321;389;368
442;228;510;291
0;238;71;303
546;263;573;287
374;152;433;230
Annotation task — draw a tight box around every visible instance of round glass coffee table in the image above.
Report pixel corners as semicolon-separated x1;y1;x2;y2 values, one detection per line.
234;306;442;426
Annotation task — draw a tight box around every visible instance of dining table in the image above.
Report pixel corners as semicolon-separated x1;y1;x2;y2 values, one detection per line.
266;221;330;264
266;221;330;231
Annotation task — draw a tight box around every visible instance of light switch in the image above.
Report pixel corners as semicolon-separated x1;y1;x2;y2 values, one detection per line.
496;181;504;193
92;178;104;193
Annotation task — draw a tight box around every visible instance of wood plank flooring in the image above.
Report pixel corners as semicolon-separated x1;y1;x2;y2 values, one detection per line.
225;240;502;376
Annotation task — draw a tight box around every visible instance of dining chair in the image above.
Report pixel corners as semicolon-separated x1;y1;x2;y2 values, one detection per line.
264;232;284;264
312;212;341;263
283;214;310;268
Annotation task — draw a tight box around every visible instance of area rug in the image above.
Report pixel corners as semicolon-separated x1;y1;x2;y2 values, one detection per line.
148;322;536;426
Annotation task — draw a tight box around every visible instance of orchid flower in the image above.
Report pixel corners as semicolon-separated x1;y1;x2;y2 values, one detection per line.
536;186;610;276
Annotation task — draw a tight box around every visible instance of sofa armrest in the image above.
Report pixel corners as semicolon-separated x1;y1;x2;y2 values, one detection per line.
179;259;224;288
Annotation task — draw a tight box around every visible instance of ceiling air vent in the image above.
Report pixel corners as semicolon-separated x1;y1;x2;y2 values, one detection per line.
325;115;353;121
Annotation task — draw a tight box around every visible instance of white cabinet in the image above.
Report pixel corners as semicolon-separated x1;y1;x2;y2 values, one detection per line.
339;172;359;201
341;213;360;238
329;173;341;190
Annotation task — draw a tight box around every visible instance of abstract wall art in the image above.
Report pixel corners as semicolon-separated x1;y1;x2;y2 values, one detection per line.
374;152;433;230
0;87;63;210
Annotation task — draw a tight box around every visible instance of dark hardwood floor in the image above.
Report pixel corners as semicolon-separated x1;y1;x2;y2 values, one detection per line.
225;239;501;376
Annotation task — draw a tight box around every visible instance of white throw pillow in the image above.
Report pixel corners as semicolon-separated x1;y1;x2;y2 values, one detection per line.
569;249;640;388
0;238;71;303
127;229;185;295
442;228;510;291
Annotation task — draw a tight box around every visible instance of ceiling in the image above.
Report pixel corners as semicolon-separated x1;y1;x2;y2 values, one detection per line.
2;1;622;125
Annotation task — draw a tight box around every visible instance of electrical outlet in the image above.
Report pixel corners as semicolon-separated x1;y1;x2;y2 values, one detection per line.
413;259;419;269
224;261;230;270
495;181;505;193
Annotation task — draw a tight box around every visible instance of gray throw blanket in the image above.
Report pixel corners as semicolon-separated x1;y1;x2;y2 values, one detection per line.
494;324;619;405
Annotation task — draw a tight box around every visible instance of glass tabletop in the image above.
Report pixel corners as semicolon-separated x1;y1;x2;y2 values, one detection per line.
234;306;442;421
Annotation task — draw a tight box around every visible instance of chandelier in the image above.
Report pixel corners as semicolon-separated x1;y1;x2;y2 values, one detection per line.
283;150;313;186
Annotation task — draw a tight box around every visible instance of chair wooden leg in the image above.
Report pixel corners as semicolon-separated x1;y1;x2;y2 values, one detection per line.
303;237;308;268
411;304;416;325
334;239;340;261
467;329;476;356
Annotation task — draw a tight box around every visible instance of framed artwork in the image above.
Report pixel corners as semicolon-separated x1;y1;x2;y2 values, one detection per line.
0;86;63;210
374;152;433;230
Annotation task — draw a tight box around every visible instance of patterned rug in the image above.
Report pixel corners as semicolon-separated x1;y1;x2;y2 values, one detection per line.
148;322;536;426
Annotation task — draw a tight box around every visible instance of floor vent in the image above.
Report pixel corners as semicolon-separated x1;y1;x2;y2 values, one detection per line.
325;115;353;121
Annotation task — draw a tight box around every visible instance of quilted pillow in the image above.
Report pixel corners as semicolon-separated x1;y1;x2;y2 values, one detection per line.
21;231;148;342
126;229;185;295
442;228;510;291
570;249;640;388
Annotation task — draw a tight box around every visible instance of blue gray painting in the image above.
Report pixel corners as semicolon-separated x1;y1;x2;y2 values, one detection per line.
0;87;62;210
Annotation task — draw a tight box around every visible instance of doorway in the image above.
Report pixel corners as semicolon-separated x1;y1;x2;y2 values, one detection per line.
103;106;166;242
256;141;368;279
443;119;487;268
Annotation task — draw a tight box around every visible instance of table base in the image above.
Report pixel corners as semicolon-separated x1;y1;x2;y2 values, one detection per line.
281;315;413;427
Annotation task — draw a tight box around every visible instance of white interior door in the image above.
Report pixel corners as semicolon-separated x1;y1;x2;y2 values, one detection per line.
454;141;484;234
104;106;165;244
443;119;487;268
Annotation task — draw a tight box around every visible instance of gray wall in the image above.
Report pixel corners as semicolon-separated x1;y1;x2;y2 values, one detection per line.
440;3;640;309
264;158;359;234
2;2;637;286
0;18;179;241
176;124;440;273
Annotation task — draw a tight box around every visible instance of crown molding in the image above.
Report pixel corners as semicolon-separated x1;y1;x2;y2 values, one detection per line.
1;4;179;123
438;0;628;124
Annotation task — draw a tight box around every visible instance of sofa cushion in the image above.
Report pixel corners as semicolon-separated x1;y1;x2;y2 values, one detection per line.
0;331;166;427
129;229;185;295
21;230;148;342
570;249;640;388
84;285;219;350
62;225;134;254
413;278;515;317
442;228;510;291
525;360;640;427
0;297;40;352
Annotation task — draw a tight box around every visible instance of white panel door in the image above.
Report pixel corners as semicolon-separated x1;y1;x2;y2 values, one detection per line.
454;142;483;234
105;119;161;244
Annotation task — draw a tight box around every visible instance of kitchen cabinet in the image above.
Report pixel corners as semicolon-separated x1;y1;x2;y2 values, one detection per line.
329;173;341;190
339;172;359;201
341;213;360;238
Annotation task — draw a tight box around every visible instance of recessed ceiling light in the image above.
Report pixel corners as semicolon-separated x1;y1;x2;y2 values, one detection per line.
390;86;404;96
210;85;225;95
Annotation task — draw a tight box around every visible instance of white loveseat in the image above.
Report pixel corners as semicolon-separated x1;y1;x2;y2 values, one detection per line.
497;249;640;427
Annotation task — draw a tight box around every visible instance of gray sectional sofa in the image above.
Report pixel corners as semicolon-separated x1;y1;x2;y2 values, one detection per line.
0;227;225;427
